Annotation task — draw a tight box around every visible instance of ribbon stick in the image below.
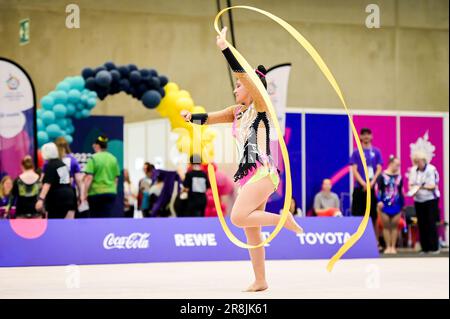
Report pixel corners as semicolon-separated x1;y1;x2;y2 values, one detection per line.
209;6;371;271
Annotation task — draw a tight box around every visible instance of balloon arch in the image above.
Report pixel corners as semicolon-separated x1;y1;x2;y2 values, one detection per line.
36;61;232;216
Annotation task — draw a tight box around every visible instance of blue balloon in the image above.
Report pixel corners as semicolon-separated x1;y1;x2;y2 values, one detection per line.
88;91;98;98
53;104;67;118
151;76;160;87
158;87;166;98
56;81;71;92
128;64;138;71
148;69;158;77
37;118;44;130
82;68;95;79
76;103;85;111
87;98;97;109
56;118;68;129
119;79;130;91
68;89;81;103
64;135;73;144
41;111;56;125
46;124;62;139
37;131;49;146
74;111;83;119
66;103;76;116
37;109;43;118
129;70;141;84
118;65;130;78
40;96;55;110
110;69;121;82
53;90;68;104
81;109;90;118
159;75;169;87
95;70;112;87
94;66;107;74
71;76;85;90
80;95;88;105
104;61;116;71
85;77;97;91
141;90;161;109
140;69;150;78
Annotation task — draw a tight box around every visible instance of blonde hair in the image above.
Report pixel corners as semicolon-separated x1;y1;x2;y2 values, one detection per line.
55;136;71;158
0;175;13;198
412;150;428;163
41;142;60;160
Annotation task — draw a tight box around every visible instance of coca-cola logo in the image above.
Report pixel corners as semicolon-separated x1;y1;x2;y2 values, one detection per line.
103;232;150;250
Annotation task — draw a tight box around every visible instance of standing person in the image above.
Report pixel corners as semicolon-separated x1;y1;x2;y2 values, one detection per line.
180;27;302;292
6;156;42;219
35;143;76;219
313;179;342;217
123;169;137;218
0;176;13;218
376;155;404;254
408;151;440;254
81;135;120;218
53;137;84;217
182;154;210;217
138;162;155;217
350;128;383;227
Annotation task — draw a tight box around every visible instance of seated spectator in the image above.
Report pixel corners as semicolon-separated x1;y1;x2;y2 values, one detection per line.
6;156;42;219
0;175;13;218
376;155;404;254
182;154;210;217
313;179;342;217
280;196;303;217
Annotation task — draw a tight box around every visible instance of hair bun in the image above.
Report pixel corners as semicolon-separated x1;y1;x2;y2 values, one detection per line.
256;65;267;76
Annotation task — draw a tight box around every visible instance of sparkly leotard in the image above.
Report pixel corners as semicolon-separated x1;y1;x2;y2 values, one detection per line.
220;47;280;191
232;103;280;191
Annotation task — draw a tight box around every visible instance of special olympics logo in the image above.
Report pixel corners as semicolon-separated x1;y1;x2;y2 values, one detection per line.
103;232;150;250
6;74;20;90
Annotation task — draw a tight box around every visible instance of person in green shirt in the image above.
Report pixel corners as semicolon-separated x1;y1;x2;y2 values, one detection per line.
81;135;120;218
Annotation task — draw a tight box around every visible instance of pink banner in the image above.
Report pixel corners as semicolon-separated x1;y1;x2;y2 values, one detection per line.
400;116;444;220
353;115;397;168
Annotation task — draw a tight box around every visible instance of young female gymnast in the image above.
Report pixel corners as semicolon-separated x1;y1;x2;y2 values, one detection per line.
181;27;303;292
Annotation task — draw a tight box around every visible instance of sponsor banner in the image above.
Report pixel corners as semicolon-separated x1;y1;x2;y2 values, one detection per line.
0;217;378;267
0;58;36;178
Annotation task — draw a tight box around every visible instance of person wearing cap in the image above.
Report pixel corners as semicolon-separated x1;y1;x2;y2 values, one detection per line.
81;135;120;218
407;151;441;254
349;128;383;228
181;154;210;217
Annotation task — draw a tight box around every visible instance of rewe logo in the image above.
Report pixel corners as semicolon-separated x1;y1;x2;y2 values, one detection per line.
174;233;217;247
103;233;150;250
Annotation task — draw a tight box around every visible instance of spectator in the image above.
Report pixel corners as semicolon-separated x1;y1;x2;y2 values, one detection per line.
182;154;210;217
280;196;303;217
36;143;76;219
408;151;440;254
123;169;137;218
0;175;12;206
82;135;120;218
138;162;155;217
6;156;42;219
376;155;404;254
147;174;165;217
313;179;342;217
350;128;383;226
0;176;13;218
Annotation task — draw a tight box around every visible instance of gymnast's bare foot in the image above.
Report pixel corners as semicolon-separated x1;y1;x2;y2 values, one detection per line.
243;280;269;292
286;212;304;234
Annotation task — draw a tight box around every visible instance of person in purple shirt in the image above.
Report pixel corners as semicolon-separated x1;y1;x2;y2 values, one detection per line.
350;128;383;229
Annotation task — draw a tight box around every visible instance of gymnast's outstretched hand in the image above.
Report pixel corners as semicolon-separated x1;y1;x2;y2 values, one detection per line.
216;26;228;50
180;109;192;122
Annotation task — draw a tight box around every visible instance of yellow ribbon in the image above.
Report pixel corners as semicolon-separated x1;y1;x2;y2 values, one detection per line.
209;6;371;272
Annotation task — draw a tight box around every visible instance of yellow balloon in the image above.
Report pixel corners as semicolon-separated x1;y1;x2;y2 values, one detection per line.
176;97;194;111
192;105;206;114
178;90;191;99
164;82;179;93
